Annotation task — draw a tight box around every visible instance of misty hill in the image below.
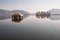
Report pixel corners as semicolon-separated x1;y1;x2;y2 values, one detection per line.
0;9;9;13
10;10;29;14
48;9;60;14
0;9;30;20
0;9;10;20
9;10;30;18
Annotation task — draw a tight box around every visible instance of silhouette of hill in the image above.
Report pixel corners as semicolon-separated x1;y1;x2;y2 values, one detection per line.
0;9;30;20
48;8;60;14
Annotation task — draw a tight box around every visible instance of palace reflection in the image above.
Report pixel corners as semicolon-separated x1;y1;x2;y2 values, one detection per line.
12;18;23;23
36;13;60;21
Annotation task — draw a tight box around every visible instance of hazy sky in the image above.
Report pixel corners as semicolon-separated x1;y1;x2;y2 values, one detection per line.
0;0;60;13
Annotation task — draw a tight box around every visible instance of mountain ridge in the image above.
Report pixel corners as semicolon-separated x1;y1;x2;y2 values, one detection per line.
0;9;30;20
48;8;60;14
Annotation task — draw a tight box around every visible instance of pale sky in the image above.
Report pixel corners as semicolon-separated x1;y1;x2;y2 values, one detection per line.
0;0;60;13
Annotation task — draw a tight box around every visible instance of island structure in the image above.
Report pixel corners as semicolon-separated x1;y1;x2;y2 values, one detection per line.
12;13;23;22
36;11;50;18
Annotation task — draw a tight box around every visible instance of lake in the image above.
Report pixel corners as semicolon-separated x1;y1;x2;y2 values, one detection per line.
0;15;60;40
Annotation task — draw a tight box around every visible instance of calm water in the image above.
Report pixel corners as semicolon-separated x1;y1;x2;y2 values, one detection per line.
0;15;60;40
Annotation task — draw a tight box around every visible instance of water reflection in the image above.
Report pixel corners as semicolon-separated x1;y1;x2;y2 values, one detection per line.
0;13;30;20
36;14;50;18
12;18;23;23
36;14;60;20
1;13;60;21
49;15;60;20
1;14;60;40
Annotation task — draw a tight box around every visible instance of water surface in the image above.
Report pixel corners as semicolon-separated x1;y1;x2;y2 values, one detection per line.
0;15;60;40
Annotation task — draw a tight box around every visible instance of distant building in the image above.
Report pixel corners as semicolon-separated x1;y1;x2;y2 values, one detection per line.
12;13;23;22
36;12;40;16
36;11;50;18
40;11;50;16
36;11;50;16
